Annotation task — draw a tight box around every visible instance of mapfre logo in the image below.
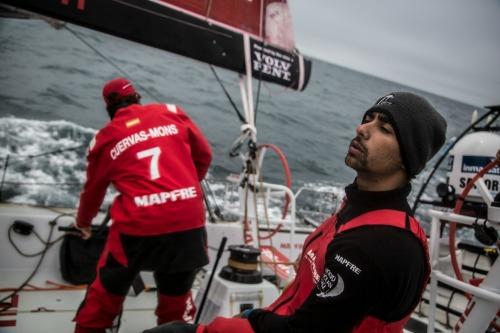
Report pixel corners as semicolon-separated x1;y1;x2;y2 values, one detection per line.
305;249;321;284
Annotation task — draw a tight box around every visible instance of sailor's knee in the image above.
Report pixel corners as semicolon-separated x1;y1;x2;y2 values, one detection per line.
99;254;135;295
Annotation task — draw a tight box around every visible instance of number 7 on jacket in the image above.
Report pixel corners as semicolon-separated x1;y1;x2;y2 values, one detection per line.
137;147;161;180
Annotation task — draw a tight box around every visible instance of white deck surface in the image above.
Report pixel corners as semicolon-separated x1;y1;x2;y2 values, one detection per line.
0;270;160;333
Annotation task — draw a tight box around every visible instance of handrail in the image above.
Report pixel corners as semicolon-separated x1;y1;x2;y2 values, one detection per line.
426;208;500;333
432;271;500;304
245;179;296;259
427;210;497;266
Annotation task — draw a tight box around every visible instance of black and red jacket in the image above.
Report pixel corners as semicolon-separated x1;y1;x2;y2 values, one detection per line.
198;183;430;333
76;103;212;236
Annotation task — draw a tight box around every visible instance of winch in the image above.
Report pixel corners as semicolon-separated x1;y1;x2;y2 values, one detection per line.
195;244;279;324
219;245;262;284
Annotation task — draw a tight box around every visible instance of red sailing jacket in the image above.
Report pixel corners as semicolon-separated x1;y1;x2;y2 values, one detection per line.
199;209;430;333
76;103;212;236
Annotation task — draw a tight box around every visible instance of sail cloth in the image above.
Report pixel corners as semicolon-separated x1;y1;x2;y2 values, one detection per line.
6;0;311;90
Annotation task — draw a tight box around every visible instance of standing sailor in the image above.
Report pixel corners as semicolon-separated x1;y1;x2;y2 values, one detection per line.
148;92;446;333
73;77;212;333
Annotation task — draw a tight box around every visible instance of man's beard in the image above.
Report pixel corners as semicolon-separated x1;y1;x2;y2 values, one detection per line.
345;153;368;170
345;137;368;170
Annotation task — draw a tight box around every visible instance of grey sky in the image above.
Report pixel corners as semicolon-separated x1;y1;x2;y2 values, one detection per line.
289;0;500;106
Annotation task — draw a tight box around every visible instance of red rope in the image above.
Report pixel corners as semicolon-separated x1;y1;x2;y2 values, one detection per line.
256;144;292;240
258;223;283;240
257;144;292;219
449;159;499;288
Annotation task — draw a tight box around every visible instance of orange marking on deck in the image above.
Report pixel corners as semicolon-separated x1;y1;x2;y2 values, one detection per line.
0;295;18;327
0;310;17;316
260;245;292;281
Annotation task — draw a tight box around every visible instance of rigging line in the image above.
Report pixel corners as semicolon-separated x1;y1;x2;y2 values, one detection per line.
209;65;246;123
484;113;500;130
3;145;86;170
2;181;82;186
4;144;85;159
200;181;216;223
253;40;265;124
254;74;262;124
251;171;264;273
0;218;57;312
203;179;223;219
205;0;213;19
0;154;10;202
63;24;163;102
258;159;279;281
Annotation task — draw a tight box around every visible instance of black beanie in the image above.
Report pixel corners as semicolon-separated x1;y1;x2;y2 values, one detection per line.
363;92;447;178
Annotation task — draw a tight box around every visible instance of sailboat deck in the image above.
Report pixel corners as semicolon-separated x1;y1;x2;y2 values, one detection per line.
0;269;164;332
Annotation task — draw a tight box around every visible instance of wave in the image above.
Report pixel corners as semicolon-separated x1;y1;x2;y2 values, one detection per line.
0;117;95;207
0;117;346;222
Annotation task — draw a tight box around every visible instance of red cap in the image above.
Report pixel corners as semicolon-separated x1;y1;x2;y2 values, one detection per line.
102;77;137;104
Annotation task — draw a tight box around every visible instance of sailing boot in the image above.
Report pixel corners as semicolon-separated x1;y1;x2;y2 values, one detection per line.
155;291;196;325
74;277;126;332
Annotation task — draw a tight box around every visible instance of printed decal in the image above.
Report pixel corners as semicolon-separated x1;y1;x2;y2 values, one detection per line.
334;254;362;275
166;104;177;114
461;155;499;175
182;297;194;322
134;186;197;207
109;124;178;160
376;94;394;106
316;268;344;298
305;249;321;284
126;118;141;128
251;40;294;84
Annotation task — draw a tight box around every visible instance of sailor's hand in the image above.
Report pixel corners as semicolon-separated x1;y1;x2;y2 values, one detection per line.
73;223;92;240
142;321;199;333
234;308;256;318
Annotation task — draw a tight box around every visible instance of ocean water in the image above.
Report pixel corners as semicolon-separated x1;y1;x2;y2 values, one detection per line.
0;19;486;221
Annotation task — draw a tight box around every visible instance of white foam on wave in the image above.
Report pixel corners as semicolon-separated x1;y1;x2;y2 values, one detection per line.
0;118;349;223
0;117;110;207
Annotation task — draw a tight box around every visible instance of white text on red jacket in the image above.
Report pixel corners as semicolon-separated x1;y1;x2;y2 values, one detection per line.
110;124;178;160
305;249;321;284
134;187;197;207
